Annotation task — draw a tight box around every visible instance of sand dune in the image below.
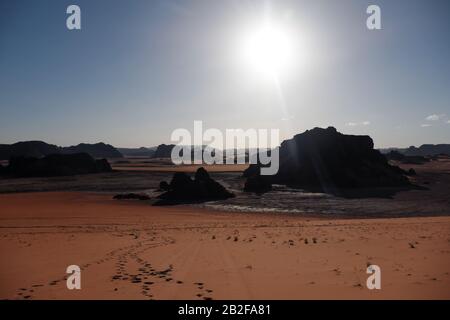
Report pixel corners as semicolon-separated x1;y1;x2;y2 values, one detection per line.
0;192;449;300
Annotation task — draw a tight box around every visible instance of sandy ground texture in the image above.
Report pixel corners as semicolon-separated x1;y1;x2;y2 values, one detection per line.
0;192;449;300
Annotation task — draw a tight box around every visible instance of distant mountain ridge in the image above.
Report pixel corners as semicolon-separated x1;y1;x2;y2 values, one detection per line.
117;147;156;157
379;144;450;156
0;141;123;160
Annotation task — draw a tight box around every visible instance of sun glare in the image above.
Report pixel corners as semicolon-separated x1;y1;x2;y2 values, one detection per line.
241;22;295;78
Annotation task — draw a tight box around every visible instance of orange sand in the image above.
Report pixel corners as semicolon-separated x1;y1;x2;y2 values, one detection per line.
0;192;449;300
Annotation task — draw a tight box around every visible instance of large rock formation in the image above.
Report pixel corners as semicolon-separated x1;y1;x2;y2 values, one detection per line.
0;141;123;160
156;167;234;204
3;153;112;177
0;141;60;160
62;143;123;158
153;144;175;158
244;127;413;197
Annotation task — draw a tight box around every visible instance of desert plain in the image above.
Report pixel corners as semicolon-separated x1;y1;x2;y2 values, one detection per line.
0;158;449;300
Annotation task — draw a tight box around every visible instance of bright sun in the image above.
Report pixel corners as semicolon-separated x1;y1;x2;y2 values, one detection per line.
241;22;294;78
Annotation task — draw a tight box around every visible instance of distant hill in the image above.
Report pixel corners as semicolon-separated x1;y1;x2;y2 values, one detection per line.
117;147;156;157
0;141;123;160
379;144;450;157
2;153;112;177
0;141;60;160
62;143;122;158
403;144;450;156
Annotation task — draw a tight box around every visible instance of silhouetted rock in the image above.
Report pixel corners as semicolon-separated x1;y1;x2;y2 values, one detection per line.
3;153;112;177
117;147;156;157
380;145;450;157
0;141;60;160
407;168;417;176
385;150;405;161
0;141;123;160
113;193;151;200
244;174;272;193
95;158;113;172
159;181;170;191
156;167;234;204
244;127;414;197
153;144;175;158
62;143;123;158
404;144;450;157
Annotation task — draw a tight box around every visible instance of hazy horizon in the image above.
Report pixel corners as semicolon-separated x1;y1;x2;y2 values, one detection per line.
1;0;449;149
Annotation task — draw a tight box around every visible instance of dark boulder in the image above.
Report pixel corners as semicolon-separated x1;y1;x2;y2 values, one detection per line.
244;127;414;197
153;144;175;158
4;153;112;177
156;167;234;204
244;173;272;193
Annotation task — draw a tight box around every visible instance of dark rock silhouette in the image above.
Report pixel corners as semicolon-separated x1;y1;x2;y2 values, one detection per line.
404;144;450;157
62;143;122;158
385;150;429;165
159;181;170;191
113;193;151;201
117;147;156;157
380;144;450;157
0;141;123;160
2;153;112;177
153;144;175;158
244;127;416;198
156;167;234;204
244;174;272;193
0;141;60;160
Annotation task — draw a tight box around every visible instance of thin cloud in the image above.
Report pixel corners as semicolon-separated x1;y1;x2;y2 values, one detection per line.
420;124;432;127
346;121;370;127
426;114;445;121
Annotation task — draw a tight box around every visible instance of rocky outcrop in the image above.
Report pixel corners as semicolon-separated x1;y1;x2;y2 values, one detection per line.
3;153;112;177
0;141;123;160
153;144;175;159
156;167;234;204
62;143;123;158
244;174;272;193
244;127;413;197
0;141;60;160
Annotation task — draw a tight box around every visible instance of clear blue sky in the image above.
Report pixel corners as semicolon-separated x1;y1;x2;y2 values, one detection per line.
1;0;449;148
